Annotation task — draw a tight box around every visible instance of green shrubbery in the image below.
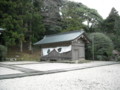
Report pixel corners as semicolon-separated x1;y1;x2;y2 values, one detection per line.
0;45;7;61
86;32;114;60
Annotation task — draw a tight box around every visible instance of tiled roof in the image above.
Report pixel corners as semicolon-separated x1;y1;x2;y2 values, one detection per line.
34;30;84;45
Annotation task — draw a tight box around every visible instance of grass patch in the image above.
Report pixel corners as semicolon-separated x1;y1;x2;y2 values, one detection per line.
7;50;40;61
7;52;40;61
18;53;40;61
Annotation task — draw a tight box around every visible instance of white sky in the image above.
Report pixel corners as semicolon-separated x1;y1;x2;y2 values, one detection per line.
69;0;120;19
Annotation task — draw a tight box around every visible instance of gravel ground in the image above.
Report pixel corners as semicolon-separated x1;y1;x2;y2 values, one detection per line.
0;61;39;65
0;67;23;75
0;64;120;90
16;61;117;71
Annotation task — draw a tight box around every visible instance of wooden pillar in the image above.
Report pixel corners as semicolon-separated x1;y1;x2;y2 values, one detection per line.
40;46;43;61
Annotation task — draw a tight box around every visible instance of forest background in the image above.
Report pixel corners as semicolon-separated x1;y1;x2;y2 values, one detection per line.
0;0;120;61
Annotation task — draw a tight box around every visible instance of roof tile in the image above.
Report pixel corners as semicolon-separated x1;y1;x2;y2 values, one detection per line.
34;30;84;45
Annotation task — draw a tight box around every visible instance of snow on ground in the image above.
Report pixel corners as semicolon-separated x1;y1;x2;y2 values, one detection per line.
0;64;120;90
0;67;23;75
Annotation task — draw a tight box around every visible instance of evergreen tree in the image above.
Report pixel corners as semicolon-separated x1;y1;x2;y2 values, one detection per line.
61;1;103;32
86;33;114;60
0;0;21;46
98;8;120;51
113;16;120;51
103;7;119;33
41;0;63;34
0;0;45;52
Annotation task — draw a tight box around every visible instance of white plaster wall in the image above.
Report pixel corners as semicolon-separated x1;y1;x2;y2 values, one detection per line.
42;45;72;56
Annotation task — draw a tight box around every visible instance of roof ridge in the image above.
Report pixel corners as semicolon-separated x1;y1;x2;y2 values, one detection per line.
46;30;84;37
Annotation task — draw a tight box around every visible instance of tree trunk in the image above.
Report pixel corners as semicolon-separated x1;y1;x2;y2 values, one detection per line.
20;40;23;52
28;40;33;54
87;20;90;30
28;21;33;54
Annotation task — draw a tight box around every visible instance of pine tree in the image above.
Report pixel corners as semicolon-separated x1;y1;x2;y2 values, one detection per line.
98;7;120;51
113;16;120;51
